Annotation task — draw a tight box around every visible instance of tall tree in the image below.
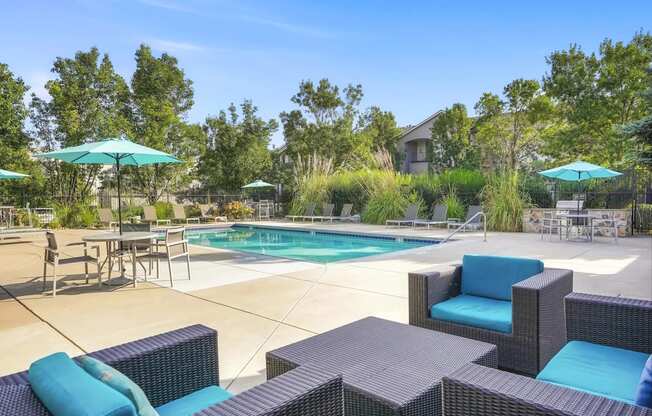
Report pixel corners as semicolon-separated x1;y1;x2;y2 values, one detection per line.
474;79;553;171
543;32;652;165
29;48;131;202
358;106;402;152
199;101;277;192
128;44;202;203
622;66;652;166
280;79;365;166
0;63;44;204
429;103;476;171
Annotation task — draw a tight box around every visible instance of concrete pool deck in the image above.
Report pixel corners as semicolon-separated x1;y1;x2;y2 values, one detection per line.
0;221;650;392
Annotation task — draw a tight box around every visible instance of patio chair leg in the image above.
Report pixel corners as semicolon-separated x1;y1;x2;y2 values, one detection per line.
167;258;173;288
52;264;57;297
42;261;47;291
96;261;101;288
186;253;191;280
84;261;89;283
132;249;137;288
108;253;112;280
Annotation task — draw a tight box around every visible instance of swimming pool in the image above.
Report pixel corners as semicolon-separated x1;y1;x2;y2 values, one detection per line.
187;225;438;263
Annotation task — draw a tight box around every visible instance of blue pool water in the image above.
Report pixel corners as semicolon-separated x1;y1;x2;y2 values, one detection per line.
187;225;437;263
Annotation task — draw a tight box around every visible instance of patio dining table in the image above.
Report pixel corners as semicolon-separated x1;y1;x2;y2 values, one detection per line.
556;213;597;241
82;231;159;285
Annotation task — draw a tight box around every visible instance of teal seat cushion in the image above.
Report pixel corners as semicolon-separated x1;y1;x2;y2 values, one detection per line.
430;294;512;333
537;341;649;404
28;352;136;416
156;385;232;416
78;356;157;416
636;355;652;408
461;254;544;300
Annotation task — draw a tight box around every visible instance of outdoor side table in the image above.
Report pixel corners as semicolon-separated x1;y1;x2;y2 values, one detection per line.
266;316;497;416
83;231;159;285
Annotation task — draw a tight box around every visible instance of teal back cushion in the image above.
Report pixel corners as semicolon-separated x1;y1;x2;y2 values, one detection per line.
636;355;652;408
28;352;136;416
78;356;158;416
461;255;544;300
537;341;649;404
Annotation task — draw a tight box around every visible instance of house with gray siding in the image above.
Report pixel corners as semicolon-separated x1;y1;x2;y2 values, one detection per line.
396;111;441;173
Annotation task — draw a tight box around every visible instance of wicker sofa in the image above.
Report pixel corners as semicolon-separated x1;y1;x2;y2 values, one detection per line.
409;255;573;375
0;324;343;416
441;292;652;415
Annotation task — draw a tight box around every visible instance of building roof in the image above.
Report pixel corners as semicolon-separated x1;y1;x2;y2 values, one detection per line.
398;111;442;138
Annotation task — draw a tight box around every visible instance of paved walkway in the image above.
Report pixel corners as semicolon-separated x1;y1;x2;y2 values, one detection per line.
1;223;650;392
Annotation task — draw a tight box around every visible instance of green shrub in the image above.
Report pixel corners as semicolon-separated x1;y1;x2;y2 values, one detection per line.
440;189;465;220
223;201;253;219
154;202;173;219
53;203;98;228
121;205;144;221
438;169;485;206
360;170;424;224
637;204;652;233
482;171;529;232
328;170;369;214
289;153;334;215
410;173;440;208
185;204;202;218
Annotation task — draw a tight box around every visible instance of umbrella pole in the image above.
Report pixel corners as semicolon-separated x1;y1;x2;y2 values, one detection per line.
117;158;122;235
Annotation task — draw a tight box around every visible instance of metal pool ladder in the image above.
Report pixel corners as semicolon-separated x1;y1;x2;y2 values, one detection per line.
442;211;487;243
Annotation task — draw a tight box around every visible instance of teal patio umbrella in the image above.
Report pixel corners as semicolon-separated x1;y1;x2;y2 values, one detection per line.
539;161;622;211
35;137;181;233
0;168;29;180
242;179;274;189
242;179;274;201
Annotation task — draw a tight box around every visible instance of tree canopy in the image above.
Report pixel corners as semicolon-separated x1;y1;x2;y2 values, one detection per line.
199;101;277;192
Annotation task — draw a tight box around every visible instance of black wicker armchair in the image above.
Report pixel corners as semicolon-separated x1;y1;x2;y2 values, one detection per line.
409;261;573;375
441;293;652;416
0;325;343;416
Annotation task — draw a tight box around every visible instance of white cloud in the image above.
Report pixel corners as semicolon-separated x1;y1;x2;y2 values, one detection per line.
136;0;335;39
147;38;207;53
137;0;196;13
240;15;335;39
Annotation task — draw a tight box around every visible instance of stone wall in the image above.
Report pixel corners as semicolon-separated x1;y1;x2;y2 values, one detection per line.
523;208;631;237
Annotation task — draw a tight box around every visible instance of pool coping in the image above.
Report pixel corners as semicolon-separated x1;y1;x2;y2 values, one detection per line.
180;222;444;244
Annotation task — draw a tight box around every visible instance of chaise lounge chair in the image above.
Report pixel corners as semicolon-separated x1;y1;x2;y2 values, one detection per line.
97;208;118;230
0;325;344;416
199;204;227;223
442;292;652;415
447;205;483;231
285;203;315;222
409;254;573;375
386;203;418;228
172;204;200;224
331;203;354;221
142;205;171;227
413;203;448;229
310;203;335;222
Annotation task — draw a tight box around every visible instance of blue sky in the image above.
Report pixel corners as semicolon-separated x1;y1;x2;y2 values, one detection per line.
2;0;650;146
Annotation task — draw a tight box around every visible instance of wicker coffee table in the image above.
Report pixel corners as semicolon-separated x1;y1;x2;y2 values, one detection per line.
266;316;497;416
